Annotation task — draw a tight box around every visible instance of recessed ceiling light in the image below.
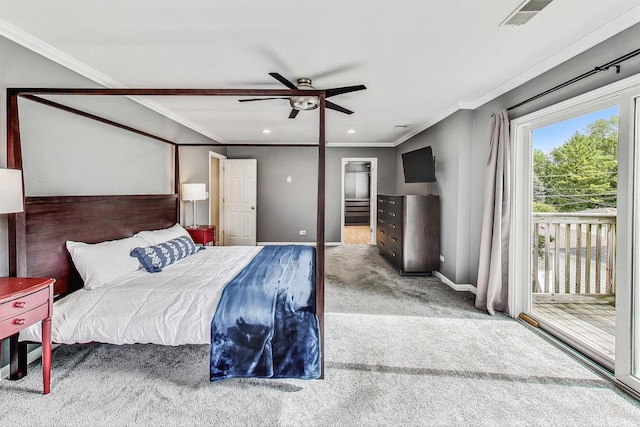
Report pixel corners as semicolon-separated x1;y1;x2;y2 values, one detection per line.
347;129;356;134
262;129;271;134
394;125;408;130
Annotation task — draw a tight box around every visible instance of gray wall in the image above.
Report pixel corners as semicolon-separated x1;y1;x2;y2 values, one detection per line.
227;146;395;243
395;110;473;283
397;21;640;286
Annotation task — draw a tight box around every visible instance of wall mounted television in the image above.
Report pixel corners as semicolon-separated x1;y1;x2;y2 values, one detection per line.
402;146;436;183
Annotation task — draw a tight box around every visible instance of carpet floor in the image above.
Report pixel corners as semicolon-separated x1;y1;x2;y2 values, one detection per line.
1;245;639;426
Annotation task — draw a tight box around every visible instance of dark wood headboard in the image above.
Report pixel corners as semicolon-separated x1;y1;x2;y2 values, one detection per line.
14;194;178;296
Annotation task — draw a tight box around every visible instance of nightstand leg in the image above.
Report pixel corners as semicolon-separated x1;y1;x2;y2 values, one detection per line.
8;334;27;380
42;318;52;394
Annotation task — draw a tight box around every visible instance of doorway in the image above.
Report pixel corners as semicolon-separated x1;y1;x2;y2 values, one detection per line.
530;105;619;368
209;154;258;246
511;73;640;394
341;158;377;245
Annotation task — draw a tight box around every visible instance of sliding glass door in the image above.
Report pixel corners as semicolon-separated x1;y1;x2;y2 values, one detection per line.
530;106;618;369
511;74;640;395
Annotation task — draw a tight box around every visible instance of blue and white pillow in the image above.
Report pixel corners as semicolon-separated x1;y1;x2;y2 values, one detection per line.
130;236;202;273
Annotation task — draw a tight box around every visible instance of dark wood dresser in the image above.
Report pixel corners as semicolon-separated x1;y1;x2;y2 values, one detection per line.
376;194;440;275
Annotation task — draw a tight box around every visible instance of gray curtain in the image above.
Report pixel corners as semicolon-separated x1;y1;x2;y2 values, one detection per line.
475;110;511;315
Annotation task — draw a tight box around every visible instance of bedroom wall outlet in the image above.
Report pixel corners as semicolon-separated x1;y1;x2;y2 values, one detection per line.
299;230;307;236
440;255;445;262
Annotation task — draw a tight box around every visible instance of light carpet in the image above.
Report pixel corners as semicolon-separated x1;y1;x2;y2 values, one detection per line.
1;245;639;426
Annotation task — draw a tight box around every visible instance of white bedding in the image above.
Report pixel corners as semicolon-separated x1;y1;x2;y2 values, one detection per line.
19;246;262;346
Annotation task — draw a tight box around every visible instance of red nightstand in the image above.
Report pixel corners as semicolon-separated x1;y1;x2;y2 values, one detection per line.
186;225;216;246
0;277;55;394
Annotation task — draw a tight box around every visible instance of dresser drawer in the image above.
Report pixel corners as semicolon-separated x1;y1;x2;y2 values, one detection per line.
377;237;401;256
377;226;399;245
0;287;50;322
384;202;402;219
385;220;401;234
0;302;49;338
378;243;401;263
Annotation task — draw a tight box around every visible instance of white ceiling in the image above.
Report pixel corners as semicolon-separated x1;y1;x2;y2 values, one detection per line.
1;0;640;146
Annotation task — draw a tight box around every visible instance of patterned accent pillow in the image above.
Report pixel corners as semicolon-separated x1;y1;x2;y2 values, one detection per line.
130;236;202;273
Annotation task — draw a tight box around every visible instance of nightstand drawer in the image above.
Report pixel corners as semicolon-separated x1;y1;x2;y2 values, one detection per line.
0;302;49;338
0;287;50;322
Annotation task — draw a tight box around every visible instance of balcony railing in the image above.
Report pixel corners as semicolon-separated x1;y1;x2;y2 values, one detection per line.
532;212;616;295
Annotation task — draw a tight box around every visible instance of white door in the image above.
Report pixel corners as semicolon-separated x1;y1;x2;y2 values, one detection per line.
223;159;257;246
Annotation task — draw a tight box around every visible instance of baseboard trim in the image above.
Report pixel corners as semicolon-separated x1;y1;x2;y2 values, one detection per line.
434;271;477;294
257;241;342;246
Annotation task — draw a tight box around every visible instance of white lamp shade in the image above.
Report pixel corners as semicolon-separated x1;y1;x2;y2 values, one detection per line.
0;169;24;214
182;183;207;201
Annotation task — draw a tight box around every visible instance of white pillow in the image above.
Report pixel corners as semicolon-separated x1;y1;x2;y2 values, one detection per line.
134;223;191;246
66;236;148;289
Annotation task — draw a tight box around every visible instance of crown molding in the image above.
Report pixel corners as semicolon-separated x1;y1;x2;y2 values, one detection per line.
187;141;394;148
326;141;395;148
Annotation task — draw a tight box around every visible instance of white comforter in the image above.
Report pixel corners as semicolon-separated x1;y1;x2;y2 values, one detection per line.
19;246;262;346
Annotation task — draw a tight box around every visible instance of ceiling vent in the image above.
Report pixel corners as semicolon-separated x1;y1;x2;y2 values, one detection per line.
500;0;553;26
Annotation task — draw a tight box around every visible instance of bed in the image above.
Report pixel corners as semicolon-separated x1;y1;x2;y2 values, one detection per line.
6;86;327;382
11;196;320;381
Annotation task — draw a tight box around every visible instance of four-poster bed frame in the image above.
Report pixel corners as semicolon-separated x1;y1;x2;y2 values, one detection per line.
5;87;327;379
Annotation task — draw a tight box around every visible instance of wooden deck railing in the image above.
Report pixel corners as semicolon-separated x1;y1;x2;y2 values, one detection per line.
532;212;616;295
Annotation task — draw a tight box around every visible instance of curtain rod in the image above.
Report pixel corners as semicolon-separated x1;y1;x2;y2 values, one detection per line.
505;47;640;112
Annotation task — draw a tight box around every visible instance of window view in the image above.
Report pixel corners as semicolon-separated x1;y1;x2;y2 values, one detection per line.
531;106;619;365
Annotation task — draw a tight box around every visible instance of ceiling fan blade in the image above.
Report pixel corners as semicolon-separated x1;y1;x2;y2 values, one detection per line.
239;97;289;102
311;63;359;80
269;72;297;89
325;85;367;98
289;109;300;119
325;100;353;115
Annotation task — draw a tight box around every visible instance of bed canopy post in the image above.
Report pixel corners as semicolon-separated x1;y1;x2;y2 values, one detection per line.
317;94;326;378
6;89;26;277
175;145;181;222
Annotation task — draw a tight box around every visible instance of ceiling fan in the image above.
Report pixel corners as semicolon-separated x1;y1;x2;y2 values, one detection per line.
239;72;366;119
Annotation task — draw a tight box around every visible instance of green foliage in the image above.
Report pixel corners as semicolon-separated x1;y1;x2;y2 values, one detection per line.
533;115;618;212
532;202;557;212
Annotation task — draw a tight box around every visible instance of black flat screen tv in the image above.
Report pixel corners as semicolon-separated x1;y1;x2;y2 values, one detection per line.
402;146;436;183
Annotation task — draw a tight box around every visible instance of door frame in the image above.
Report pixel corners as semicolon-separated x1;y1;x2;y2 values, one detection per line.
209;151;227;244
340;157;378;245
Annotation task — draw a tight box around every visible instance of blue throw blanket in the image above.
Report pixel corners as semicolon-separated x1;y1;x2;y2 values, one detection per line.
210;245;320;381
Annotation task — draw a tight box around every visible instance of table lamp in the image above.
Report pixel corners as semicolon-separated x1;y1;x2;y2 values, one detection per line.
182;183;207;228
0;169;24;214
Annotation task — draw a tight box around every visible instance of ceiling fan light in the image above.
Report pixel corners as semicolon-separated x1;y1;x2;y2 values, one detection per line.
290;95;319;111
